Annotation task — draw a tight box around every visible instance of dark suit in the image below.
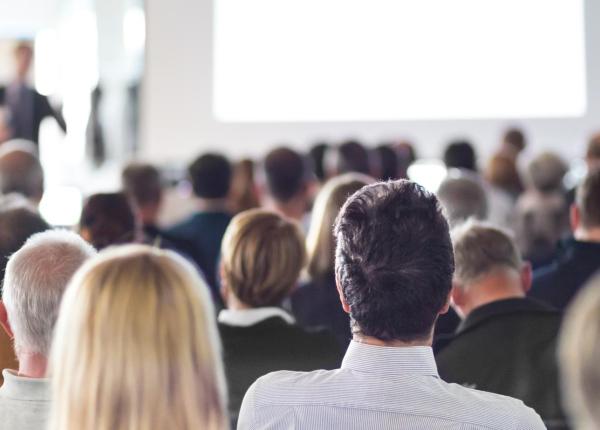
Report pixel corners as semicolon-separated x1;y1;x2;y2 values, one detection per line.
435;298;568;429
0;84;66;144
219;316;343;422
530;239;600;310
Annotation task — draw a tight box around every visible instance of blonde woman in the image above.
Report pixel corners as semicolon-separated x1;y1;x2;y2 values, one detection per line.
291;173;372;347
218;209;342;422
48;245;228;430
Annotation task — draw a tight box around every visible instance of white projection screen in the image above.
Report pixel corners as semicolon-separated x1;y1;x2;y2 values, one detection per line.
214;0;586;122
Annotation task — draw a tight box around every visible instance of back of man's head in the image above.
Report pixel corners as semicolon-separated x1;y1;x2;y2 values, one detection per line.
0;202;49;283
333;140;371;176
335;180;454;342
263;147;308;203
527;152;568;194
576;168;600;231
452;221;522;287
188;153;232;200
0;140;44;202
437;170;488;227
443;140;477;172
2;230;96;357
586;133;600;169
122;163;162;209
503;128;527;154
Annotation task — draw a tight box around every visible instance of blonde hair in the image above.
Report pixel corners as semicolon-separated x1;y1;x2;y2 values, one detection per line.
560;275;600;430
48;245;228;430
221;209;305;307
306;174;372;280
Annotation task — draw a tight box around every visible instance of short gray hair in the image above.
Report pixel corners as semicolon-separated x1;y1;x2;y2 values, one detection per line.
560;275;600;429
437;169;488;227
527;152;568;193
0;140;44;201
451;220;522;286
3;230;96;356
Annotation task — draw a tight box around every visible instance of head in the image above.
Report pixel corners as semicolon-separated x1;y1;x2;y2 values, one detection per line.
308;143;329;183
502;127;527;159
48;245;227;430
306;173;373;281
328;140;371;177
80;192;139;249
121;163;163;225
335;180;454;344
0;201;49;285
220;209;306;308
484;153;523;197
188;153;232;200
13;42;33;81
0;230;95;361
443;140;477;172
559;275;600;429
526;152;568;194
228;159;260;214
0;140;44;204
450;221;531;318
395;141;417;179
262;147;310;216
585;133;600;171
0;107;11;143
373;145;399;181
571;168;600;241
437;169;488;227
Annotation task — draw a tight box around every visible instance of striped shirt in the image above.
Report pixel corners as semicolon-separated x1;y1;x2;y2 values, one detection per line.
238;341;546;429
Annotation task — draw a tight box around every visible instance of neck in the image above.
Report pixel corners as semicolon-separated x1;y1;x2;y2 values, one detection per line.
271;197;306;222
17;352;47;379
459;272;524;318
197;198;228;212
353;333;432;348
574;227;600;243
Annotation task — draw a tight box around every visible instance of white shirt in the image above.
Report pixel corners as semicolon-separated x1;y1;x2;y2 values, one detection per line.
0;369;50;430
238;341;545;429
218;307;295;327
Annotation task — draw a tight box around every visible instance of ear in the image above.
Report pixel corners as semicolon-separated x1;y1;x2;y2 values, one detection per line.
570;203;580;233
0;302;14;340
439;286;452;315
520;262;533;294
449;282;466;318
335;277;350;314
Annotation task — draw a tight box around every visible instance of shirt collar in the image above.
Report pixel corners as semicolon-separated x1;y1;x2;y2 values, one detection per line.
341;341;439;378
0;369;50;401
218;307;295;327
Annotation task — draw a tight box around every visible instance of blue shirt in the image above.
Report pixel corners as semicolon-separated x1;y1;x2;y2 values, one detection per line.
238;341;545;429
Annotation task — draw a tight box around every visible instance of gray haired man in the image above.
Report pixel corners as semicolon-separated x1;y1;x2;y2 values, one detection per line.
0;230;95;430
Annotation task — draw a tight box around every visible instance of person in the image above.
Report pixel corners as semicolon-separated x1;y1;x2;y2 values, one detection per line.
48;245;228;430
501;127;527;161
238;180;544;429
228;159;260;214
0;201;49;385
218;209;342;422
0;230;95;430
373;144;399;181
0;42;66;145
443;140;477;172
435;222;566;428
261;147;312;224
394;140;417;179
168;153;232;296
436;169;488;227
559;275;600;430
485;153;524;199
308;142;329;183
79;192;141;249
326;140;371;177
526;152;568;195
530;169;600;310
566;132;600;206
291;173;373;347
0;140;44;204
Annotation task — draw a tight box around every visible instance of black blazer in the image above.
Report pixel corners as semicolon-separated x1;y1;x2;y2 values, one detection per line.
0;85;66;144
435;298;568;429
219;316;343;422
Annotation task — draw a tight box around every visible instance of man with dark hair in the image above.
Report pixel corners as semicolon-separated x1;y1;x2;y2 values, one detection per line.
238;180;544;429
443;140;477;172
327;140;371;177
308;143;329;183
530;169;600;310
502;127;527;160
168;153;232;299
262;147;311;223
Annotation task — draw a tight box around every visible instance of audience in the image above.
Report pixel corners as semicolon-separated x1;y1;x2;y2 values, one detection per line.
228;159;260;214
261;147;312;224
0;140;44;205
530;169;600;310
218;209;342;422
168;153;233;297
435;222;566;428
443;140;477;172
48;245;227;430
0;231;95;430
291;173;373;347
559;274;600;430
79;192;140;249
436;169;488;227
238;180;544;429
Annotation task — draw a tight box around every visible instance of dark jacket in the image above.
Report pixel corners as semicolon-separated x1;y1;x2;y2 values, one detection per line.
219;316;343;422
0;85;66;144
530;239;600;310
290;272;351;348
435;298;568;429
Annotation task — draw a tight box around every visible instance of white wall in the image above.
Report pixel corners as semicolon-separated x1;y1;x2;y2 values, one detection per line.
142;0;600;164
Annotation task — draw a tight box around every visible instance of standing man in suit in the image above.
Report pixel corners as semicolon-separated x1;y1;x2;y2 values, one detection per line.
0;42;66;145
